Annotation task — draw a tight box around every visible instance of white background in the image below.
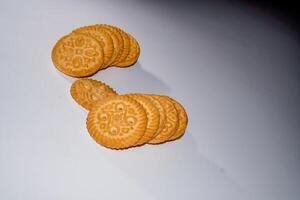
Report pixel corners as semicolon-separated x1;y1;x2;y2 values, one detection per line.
0;0;299;199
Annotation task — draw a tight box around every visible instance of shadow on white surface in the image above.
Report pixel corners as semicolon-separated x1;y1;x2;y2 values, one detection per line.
53;67;76;83
92;62;171;95
95;132;250;199
55;61;171;94
56;62;170;94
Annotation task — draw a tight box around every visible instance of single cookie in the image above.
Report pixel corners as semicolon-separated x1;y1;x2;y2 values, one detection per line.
148;95;179;144
126;94;160;146
73;25;114;68
168;98;188;141
52;33;104;77
142;94;166;139
116;33;140;67
70;79;117;110
98;24;124;66
86;96;148;149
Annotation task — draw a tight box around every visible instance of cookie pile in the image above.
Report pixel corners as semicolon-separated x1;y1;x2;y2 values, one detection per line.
71;79;188;149
52;24;140;77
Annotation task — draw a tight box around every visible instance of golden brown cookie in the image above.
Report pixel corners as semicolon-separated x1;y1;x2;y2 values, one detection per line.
73;25;114;68
126;94;160;146
168;98;188;141
114;29;130;65
86;96;148;149
70;79;117;110
52;33;104;77
148;95;179;144
98;24;124;66
91;25;120;67
116;33;140;67
142;94;166;139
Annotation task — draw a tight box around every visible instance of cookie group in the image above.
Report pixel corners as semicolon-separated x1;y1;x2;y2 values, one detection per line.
52;24;140;77
71;79;188;150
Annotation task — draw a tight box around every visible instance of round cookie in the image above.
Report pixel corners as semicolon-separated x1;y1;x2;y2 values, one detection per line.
168;99;188;141
98;24;124;66
52;33;104;77
126;94;160;146
116;33;140;67
73;25;114;68
148;95;179;144
142;94;166;138
86;96;148;149
70;79;117;110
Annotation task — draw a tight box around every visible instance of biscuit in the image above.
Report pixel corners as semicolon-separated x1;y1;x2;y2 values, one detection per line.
148;95;179;144
86;96;148;149
70;79;117;110
142;94;166;138
168;98;188;141
116;33;140;67
93;26;120;67
126;94;160;146
52;33;104;77
73;25;114;68
98;24;124;66
114;29;130;65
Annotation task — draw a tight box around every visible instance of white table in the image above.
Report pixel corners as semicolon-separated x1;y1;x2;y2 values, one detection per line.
1;0;299;199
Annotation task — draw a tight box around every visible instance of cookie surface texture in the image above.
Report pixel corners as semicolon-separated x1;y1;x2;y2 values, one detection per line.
86;96;148;149
98;24;124;66
168;99;188;141
142;94;166;138
126;94;160;146
114;29;131;65
52;33;104;77
73;25;114;68
116;34;140;67
148;95;179;144
70;79;117;110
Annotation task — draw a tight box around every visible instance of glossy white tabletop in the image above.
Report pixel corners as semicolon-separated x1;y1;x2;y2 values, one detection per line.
0;0;299;199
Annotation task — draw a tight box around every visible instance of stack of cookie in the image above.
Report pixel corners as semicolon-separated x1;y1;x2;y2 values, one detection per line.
71;79;188;149
52;24;140;77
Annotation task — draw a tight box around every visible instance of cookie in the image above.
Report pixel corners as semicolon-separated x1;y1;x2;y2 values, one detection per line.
52;33;104;77
98;24;124;66
73;25;114;68
90;25;120;67
86;96;148;149
168;98;188;141
148;95;179;144
114;29;131;65
70;79;117;110
116;33;140;67
142;94;166;138
126;94;160;146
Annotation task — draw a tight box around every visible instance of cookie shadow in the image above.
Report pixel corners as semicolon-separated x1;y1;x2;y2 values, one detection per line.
57;62;171;95
99;132;249;200
92;62;171;95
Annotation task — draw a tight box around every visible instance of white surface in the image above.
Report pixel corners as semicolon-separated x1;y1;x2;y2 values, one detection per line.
0;0;299;199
